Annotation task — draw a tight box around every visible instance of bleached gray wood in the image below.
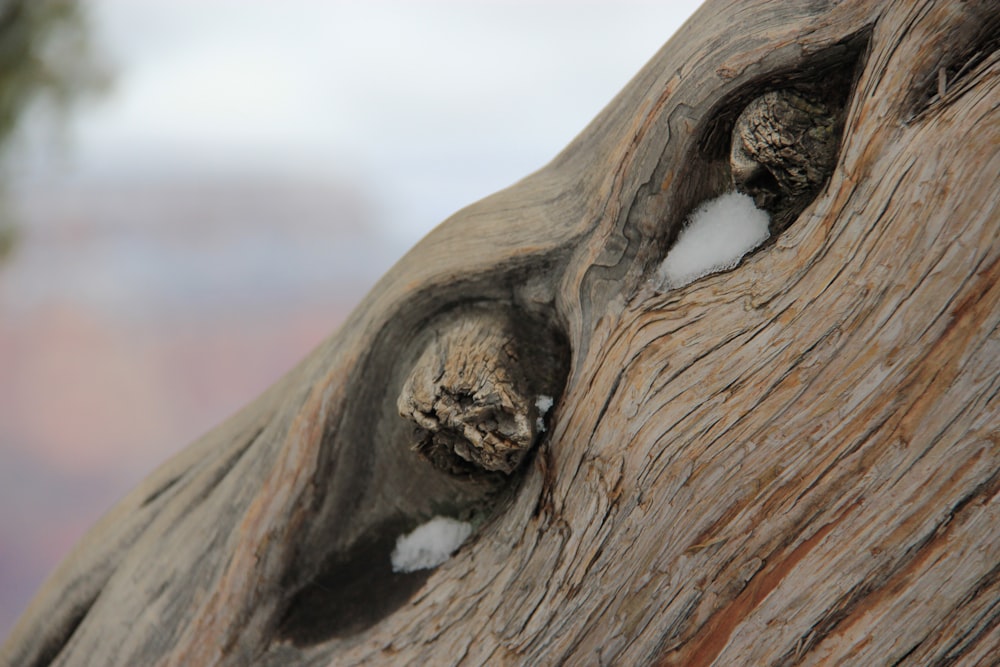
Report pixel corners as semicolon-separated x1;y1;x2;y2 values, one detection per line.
3;0;998;665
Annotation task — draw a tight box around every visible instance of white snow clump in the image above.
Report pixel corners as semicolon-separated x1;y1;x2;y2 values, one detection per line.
390;516;473;573
535;394;554;432
656;191;770;290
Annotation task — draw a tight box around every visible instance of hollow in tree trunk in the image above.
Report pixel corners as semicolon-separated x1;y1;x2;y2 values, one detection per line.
3;0;999;665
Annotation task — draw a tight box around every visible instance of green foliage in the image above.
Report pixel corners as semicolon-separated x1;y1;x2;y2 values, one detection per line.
0;215;16;263
0;0;107;264
0;0;107;144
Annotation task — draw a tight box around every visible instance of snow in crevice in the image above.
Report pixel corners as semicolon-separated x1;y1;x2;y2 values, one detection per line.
656;191;770;290
390;516;473;573
535;394;554;432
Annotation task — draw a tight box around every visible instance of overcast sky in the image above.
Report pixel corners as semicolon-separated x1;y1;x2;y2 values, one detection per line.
22;0;703;246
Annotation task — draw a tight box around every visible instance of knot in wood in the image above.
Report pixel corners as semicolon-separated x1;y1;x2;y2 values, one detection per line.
397;309;563;476
730;89;837;218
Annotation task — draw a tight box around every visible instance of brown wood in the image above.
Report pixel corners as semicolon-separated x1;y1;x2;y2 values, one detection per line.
397;305;567;476
3;0;998;665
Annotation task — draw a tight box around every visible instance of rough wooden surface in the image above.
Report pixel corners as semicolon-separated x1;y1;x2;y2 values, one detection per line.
730;90;839;225
397;307;566;476
3;0;998;665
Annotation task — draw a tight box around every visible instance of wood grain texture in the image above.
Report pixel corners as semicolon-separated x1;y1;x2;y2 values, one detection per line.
397;306;567;475
3;0;998;665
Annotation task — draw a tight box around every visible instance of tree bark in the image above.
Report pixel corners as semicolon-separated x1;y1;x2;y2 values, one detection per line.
4;0;999;665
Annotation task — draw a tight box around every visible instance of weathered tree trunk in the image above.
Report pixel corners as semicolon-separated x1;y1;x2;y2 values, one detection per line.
4;0;999;665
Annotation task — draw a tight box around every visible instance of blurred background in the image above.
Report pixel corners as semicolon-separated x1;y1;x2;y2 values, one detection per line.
0;0;702;638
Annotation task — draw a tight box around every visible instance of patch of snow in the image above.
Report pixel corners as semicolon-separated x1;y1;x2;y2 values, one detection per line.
535;394;554;431
390;516;473;573
656;191;770;290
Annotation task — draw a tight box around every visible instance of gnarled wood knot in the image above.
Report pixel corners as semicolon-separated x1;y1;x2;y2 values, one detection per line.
730;89;838;222
397;308;565;476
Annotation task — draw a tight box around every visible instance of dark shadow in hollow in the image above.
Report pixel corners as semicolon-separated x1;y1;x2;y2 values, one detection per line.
696;30;872;235
277;516;432;646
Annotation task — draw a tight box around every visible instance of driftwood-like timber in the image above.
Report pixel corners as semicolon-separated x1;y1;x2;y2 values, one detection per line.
3;0;999;665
